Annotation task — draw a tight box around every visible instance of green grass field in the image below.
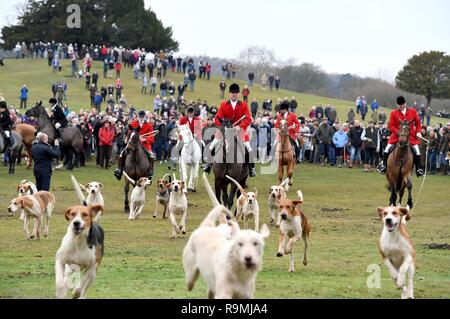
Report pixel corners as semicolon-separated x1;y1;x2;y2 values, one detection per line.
0;59;448;299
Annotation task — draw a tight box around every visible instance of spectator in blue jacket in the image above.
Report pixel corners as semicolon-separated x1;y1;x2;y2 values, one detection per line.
371;99;379;112
20;85;28;109
332;125;348;168
32;133;60;191
94;91;103;112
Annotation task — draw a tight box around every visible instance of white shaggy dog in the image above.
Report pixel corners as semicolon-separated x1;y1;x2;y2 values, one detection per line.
378;205;415;299
268;178;289;227
78;182;104;222
16;180;38;221
226;175;260;231
182;174;270;299
123;172;152;220
167;175;188;238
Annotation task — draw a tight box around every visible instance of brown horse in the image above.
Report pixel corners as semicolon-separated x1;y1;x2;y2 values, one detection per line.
276;119;295;185
14;123;36;169
386;120;414;208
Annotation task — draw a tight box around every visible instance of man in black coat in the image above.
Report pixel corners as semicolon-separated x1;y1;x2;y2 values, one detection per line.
50;98;68;141
0;101;13;151
32;133;60;191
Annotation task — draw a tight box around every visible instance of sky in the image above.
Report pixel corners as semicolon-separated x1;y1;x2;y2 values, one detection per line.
1;0;450;82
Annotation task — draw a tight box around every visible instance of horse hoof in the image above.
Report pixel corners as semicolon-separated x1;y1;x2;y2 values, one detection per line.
276;252;283;257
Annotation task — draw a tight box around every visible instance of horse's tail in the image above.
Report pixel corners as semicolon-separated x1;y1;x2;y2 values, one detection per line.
70;175;87;206
225;175;246;195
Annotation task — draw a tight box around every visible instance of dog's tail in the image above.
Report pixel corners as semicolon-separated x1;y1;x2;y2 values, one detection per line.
280;178;290;193
225;175;246;195
71;175;87;206
200;204;232;228
122;171;136;186
203;173;220;207
297;190;304;202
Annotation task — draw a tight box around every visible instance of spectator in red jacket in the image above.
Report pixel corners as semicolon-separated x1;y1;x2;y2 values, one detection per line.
242;85;250;103
115;62;122;79
98;118;115;169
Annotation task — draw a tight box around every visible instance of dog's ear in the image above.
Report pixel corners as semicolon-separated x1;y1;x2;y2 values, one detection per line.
399;207;411;221
377;207;385;219
254;188;258;198
166;182;172;190
89;205;104;219
292;200;302;208
260;224;270;239
181;181;186;189
64;207;72;221
17;184;21;192
269;187;273;193
99;183;104;189
85;183;91;190
136;178;144;187
17;197;26;208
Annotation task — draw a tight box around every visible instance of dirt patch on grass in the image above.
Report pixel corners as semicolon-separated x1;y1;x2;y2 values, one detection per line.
422;243;450;250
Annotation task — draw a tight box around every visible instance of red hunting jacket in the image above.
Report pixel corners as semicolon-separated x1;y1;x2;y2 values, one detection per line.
214;100;252;142
99;126;115;146
129;120;155;151
388;107;421;145
179;116;203;140
275;112;300;140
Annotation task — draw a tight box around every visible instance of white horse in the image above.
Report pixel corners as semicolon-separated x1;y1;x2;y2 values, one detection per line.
178;124;202;192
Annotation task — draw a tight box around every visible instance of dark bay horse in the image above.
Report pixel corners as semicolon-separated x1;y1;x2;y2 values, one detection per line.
212;120;248;209
25;102;83;169
122;127;154;212
0;130;22;174
386;120;414;208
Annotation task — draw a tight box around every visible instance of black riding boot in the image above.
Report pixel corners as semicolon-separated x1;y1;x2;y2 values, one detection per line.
377;152;390;174
113;149;127;180
146;152;155;180
248;162;256;177
413;154;424;177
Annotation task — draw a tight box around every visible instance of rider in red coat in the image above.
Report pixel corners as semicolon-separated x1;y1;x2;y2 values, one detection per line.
377;96;424;177
114;110;155;181
179;106;203;140
204;83;256;177
275;102;301;160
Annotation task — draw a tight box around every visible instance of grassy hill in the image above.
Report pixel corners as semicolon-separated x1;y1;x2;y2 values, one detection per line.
1;58;441;126
0;59;448;299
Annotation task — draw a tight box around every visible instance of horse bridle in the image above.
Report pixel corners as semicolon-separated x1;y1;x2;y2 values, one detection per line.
398;121;411;149
277;121;294;154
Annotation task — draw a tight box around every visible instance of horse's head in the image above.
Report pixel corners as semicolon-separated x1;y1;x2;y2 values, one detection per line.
398;120;411;147
25;101;44;118
178;124;193;143
279;119;289;135
127;126;141;151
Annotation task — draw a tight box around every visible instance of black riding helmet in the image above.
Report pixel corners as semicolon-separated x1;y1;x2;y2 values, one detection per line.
0;101;7;109
138;110;146;117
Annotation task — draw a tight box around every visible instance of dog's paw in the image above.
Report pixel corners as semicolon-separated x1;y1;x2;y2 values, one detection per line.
276;252;284;257
269;218;274;224
275;224;280;228
288;267;295;273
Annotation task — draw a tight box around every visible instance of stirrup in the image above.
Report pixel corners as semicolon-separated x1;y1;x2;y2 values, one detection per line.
203;164;212;174
416;168;424;177
376;163;386;174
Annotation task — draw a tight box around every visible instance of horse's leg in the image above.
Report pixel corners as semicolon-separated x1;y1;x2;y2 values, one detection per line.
192;162;199;191
26;144;33;169
124;181;130;213
399;185;405;206
222;183;229;208
214;177;222;204
406;178;413;209
278;162;283;184
288;161;294;186
389;187;397;206
227;184;238;210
